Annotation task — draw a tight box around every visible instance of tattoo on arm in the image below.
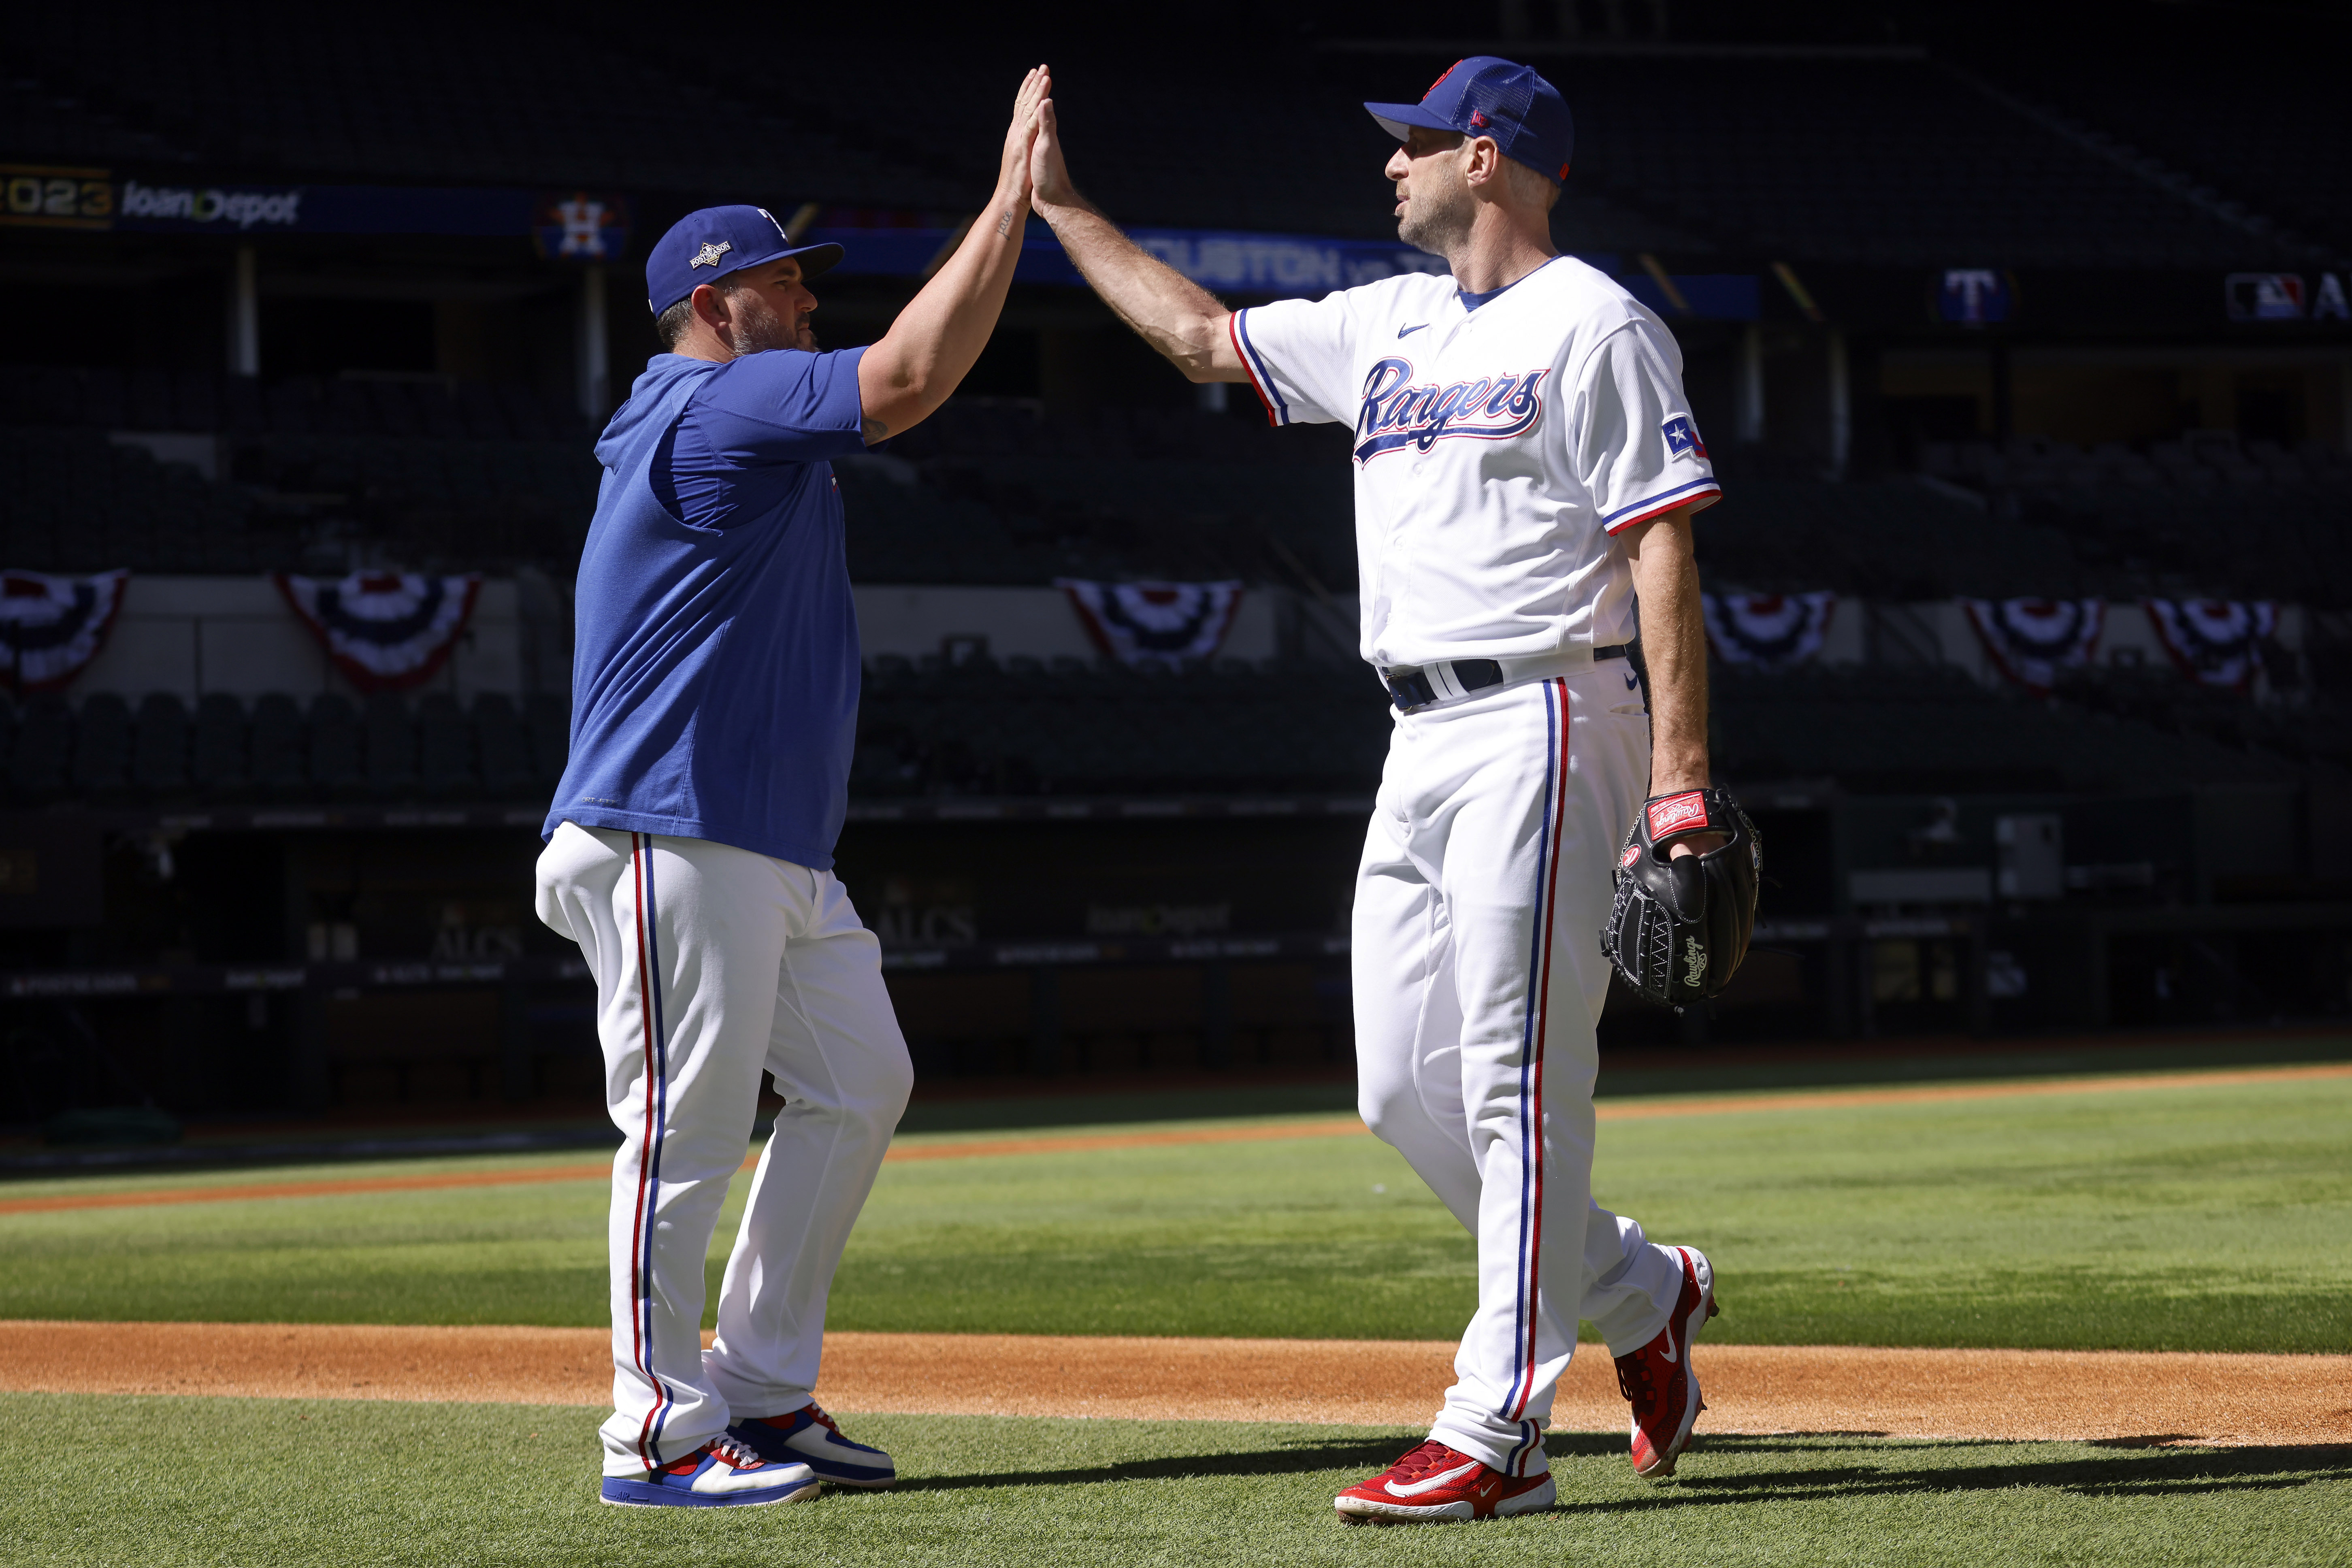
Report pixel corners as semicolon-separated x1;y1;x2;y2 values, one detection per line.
861;416;890;443
995;204;1016;238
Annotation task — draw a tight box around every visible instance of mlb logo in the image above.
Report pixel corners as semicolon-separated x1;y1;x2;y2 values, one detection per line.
1662;415;1707;460
2224;273;2306;321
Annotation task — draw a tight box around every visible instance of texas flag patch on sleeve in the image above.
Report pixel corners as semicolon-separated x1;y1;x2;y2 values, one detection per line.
1662;415;1708;461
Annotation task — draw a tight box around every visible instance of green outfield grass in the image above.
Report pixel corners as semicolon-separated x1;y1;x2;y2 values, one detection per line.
4;1394;2345;1568
3;1070;2348;1351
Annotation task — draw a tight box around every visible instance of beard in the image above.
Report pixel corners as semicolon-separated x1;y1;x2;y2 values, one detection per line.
725;290;818;355
1395;165;1475;257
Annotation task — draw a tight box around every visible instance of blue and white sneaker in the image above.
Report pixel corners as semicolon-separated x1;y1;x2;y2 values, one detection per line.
728;1403;896;1489
599;1437;822;1508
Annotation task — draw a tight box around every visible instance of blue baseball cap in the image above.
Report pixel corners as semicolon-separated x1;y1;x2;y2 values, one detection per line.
644;204;844;316
1365;56;1575;181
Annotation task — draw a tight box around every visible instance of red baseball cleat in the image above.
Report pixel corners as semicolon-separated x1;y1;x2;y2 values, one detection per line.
1332;1438;1556;1524
1616;1244;1719;1479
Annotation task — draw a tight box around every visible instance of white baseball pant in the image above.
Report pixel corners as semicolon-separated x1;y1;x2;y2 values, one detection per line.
533;822;913;1478
1353;664;1687;1477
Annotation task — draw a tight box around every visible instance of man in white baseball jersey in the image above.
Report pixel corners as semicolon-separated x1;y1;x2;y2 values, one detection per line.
533;69;1051;1508
1028;58;1724;1521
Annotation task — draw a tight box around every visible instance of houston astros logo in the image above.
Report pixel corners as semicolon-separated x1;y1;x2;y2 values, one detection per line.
689;239;733;269
1353;358;1549;463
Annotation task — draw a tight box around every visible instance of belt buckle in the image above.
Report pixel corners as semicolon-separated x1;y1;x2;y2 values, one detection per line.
1382;666;1437;713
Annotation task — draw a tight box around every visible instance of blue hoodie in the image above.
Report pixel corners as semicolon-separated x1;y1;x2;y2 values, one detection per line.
545;346;869;868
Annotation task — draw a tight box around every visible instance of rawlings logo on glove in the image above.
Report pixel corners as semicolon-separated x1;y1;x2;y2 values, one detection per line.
1647;790;1711;839
1600;787;1761;1012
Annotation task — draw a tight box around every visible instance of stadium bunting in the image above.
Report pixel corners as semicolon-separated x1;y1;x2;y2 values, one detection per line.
0;569;128;692
2144;599;2276;690
275;572;481;692
1057;579;1245;668
1701;592;1835;668
1962;597;2103;692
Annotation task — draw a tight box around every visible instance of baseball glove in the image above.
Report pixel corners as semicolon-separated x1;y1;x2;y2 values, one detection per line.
1600;787;1761;1011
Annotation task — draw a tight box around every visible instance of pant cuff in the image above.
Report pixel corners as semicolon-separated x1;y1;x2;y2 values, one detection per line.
603;1423;725;1476
1429;1417;1549;1477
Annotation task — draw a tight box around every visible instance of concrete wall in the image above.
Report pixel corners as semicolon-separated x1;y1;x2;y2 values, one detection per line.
76;577;526;704
854;584;1289;666
64;577;1302;703
58;576;2305;705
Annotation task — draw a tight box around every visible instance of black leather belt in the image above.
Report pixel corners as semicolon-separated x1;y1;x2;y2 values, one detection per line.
1382;644;1634;713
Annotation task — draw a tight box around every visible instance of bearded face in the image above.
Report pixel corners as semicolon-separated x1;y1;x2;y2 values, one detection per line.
722;283;816;355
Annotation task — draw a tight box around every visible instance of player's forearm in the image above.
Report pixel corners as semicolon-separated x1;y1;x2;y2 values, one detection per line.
1625;512;1711;795
857;183;1030;440
1035;197;1244;382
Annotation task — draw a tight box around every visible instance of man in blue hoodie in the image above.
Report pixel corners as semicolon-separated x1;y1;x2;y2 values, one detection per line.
533;67;1051;1510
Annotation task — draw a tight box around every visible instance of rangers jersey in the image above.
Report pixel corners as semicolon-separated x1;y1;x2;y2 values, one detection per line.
1229;256;1719;668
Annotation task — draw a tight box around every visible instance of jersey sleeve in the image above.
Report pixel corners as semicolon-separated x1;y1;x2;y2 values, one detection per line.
1572;320;1722;534
1229;292;1358;428
686;345;869;464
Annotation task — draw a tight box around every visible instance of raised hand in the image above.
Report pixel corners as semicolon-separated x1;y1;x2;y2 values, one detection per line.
999;66;1050;200
1029;92;1078;213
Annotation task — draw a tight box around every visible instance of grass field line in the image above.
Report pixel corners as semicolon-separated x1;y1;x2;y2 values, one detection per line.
3;1320;2344;1447
6;1058;2344;1219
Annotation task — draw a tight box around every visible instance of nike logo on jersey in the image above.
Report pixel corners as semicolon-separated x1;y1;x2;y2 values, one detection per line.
1353;358;1550;464
1383;1459;1483;1497
1397;323;1430;337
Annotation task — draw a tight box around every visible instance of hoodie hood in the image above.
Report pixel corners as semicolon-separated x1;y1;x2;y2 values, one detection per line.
595;354;720;469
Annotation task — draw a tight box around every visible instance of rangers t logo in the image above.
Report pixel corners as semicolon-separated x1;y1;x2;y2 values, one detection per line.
1354;358;1549;463
1662;414;1708;460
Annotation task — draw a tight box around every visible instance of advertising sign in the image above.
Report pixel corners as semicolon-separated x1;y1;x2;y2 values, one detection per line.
531;192;632;262
0;165;113;229
1938;268;2015;325
2223;272;2351;322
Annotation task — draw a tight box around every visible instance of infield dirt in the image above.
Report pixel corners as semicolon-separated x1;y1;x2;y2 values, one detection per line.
4;1321;2344;1447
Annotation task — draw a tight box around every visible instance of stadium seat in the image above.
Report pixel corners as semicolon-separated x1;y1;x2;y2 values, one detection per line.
416;692;477;799
70;693;133;802
473;694;536;798
7;696;70;804
250;693;308;799
131;693;191;796
364;693;419;798
524;692;570;788
307;695;365;800
192;693;250;798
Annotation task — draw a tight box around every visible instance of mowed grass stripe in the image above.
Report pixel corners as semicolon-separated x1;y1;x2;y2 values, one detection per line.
3;1072;2345;1349
6;1059;2345;1218
0;1121;1373;1217
12;1396;2351;1568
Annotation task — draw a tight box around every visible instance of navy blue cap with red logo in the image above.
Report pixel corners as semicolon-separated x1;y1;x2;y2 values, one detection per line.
1365;56;1575;181
644;205;844;317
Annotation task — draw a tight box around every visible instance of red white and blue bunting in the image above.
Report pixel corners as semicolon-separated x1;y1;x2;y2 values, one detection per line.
2144;599;2275;690
275;572;481;692
1962;598;2103;692
0;569;128;692
1701;592;1836;668
1057;579;1245;667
